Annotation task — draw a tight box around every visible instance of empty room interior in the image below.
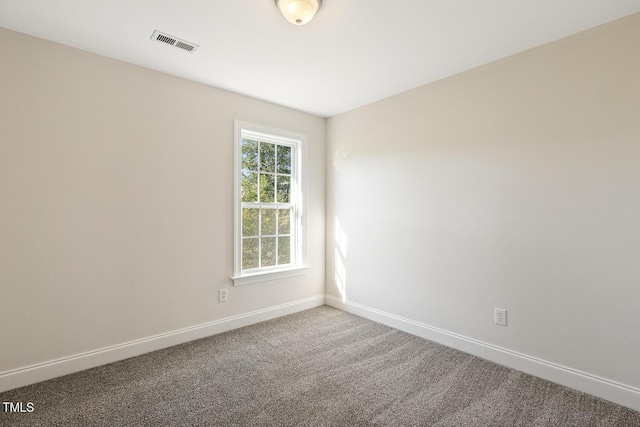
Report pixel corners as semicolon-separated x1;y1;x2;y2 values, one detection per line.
1;1;640;424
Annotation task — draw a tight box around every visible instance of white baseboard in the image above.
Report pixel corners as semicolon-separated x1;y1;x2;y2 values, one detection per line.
325;295;640;412
0;295;325;393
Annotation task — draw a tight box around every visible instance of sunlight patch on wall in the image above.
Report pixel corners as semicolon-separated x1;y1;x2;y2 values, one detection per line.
334;217;349;303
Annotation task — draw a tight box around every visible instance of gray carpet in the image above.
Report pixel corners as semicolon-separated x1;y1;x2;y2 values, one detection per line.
1;306;639;426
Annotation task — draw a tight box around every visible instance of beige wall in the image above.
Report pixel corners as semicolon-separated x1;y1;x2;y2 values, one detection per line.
0;27;325;372
327;14;640;389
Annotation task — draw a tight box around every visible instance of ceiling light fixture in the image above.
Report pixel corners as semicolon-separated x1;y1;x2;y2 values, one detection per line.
275;0;322;26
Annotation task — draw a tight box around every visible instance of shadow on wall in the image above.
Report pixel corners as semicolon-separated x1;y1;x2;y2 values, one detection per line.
334;217;348;303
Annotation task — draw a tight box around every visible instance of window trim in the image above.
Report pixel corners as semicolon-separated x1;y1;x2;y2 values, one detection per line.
232;121;308;286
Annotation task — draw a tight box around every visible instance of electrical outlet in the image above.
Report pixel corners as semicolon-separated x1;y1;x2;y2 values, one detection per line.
219;288;228;303
494;308;507;326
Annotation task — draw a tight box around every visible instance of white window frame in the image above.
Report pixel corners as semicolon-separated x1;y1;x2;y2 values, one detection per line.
232;121;308;286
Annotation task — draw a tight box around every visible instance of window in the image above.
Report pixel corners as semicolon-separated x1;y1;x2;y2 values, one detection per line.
233;121;307;285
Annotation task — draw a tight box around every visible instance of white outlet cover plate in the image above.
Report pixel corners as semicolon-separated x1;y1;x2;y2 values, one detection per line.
494;308;507;326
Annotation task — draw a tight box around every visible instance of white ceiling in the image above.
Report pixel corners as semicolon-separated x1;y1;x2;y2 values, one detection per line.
1;1;639;117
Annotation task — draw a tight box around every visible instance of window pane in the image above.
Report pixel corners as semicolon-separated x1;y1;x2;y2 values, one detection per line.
278;208;290;234
242;139;259;171
278;236;291;265
277;175;290;203
242;238;259;270
259;174;275;202
261;208;276;236
236;124;303;278
277;145;291;174
241;172;258;202
242;208;259;237
260;142;275;173
261;237;276;267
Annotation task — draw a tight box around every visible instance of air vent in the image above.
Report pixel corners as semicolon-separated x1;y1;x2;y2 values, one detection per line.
150;30;199;53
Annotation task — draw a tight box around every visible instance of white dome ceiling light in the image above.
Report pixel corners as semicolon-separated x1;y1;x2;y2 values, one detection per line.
275;0;322;25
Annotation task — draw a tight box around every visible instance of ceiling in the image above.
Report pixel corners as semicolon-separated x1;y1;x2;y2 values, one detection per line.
1;1;639;117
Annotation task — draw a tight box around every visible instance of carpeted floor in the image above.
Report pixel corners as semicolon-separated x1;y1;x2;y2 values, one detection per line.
1;306;639;426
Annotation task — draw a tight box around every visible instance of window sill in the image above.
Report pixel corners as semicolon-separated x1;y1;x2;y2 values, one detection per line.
232;266;310;287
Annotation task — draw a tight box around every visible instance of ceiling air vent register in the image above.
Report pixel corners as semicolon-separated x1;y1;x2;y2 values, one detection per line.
150;30;199;53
